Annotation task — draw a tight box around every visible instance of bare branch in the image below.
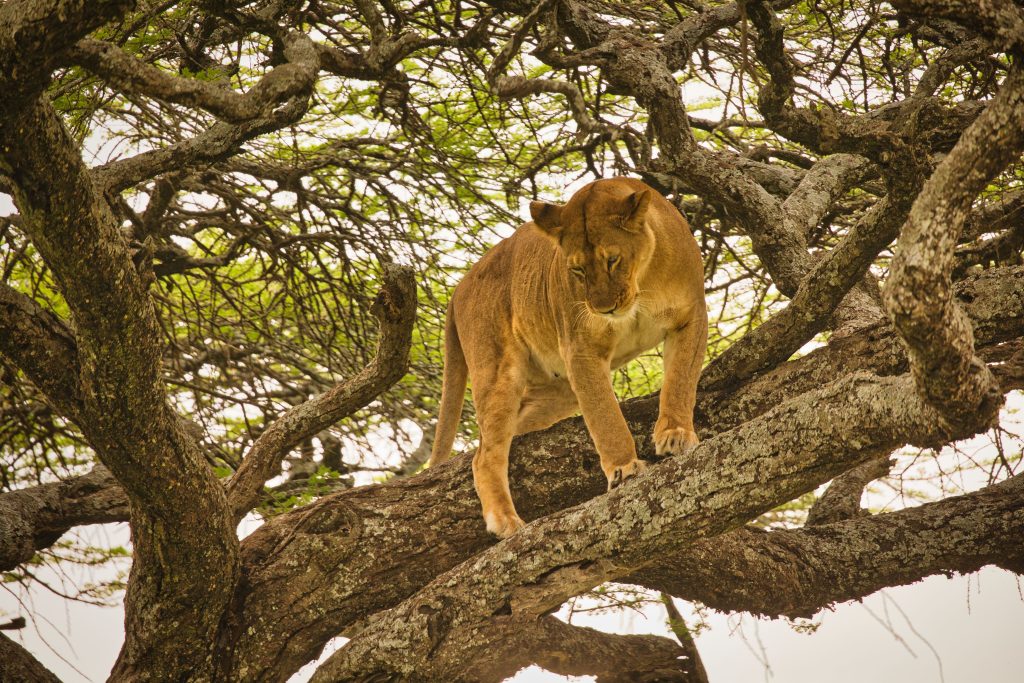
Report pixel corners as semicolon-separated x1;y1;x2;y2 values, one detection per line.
91;96;310;192
227;264;417;519
0;466;129;571
67;32;318;123
0;0;134;108
662;594;710;683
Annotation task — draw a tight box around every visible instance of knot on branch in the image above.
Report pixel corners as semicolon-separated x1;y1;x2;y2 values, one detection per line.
371;263;415;324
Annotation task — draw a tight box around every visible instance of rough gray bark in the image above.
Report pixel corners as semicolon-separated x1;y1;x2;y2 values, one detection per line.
631;473;1024;618
0;632;62;683
0;466;128;572
884;65;1024;430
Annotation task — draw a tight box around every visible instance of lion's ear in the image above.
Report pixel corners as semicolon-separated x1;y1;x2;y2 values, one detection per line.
621;189;652;232
530;201;564;240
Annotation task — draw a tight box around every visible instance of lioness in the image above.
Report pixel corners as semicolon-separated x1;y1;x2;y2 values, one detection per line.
428;177;707;538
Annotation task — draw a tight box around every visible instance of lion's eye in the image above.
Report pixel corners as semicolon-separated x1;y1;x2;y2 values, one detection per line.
570;267;585;279
607;256;620;271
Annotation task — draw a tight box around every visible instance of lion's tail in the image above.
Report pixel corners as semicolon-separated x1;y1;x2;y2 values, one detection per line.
427;307;467;467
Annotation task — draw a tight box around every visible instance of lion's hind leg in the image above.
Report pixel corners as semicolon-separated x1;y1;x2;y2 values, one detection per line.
471;362;528;539
514;381;579;435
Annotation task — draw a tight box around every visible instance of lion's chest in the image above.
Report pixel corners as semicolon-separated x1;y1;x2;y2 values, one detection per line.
527;310;666;380
609;311;666;369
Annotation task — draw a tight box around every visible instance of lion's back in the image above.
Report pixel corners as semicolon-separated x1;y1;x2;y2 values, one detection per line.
450;223;561;357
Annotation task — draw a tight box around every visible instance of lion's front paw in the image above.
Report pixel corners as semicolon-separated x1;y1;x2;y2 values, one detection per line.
607;458;647;491
484;510;526;539
653;422;699;456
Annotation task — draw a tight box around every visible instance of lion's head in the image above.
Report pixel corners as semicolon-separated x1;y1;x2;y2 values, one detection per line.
530;180;656;318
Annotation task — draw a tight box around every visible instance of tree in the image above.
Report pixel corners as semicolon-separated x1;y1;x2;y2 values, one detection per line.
1;0;1023;680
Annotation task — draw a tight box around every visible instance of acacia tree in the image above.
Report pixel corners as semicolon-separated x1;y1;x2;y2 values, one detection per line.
2;0;1024;680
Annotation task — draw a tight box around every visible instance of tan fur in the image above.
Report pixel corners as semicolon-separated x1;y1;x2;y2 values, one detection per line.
428;178;707;538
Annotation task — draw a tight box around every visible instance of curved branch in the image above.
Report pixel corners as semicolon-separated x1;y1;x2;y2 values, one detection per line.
883;65;1024;429
68;32;318;124
91;96;311;193
227;264;417;520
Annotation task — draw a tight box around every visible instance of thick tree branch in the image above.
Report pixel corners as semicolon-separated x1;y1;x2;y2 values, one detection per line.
782;154;874;240
68;32;318;123
883;65;1024;429
0;632;61;683
631;473;1024;618
227;264;417;519
1;95;227;522
441;615;694;683
659;0;748;69
0;283;83;421
0;466;128;571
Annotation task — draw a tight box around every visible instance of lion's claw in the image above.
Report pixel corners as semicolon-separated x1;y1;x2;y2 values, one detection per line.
607;459;646;491
653;424;699;456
